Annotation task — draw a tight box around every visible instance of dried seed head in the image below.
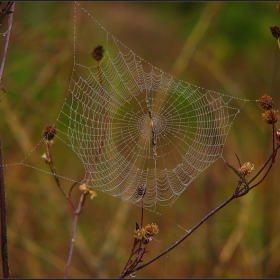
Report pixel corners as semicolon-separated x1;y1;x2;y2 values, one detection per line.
259;95;274;111
134;228;146;240
270;25;280;39
43;125;56;141
134;223;159;244
144;223;159;237
262;109;279;124
79;183;97;199
277;2;280;13
91;45;105;61
239;162;254;176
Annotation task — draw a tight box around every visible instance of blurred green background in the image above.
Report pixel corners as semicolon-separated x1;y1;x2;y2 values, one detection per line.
0;1;280;278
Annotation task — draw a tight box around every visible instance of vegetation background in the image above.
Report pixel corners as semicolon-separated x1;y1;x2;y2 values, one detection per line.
0;1;280;278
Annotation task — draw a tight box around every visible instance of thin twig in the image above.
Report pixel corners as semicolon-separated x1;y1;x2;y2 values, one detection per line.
0;2;14;85
120;195;235;277
0;2;13;25
64;193;86;279
120;119;280;277
0;3;14;278
45;140;75;210
249;143;280;190
64;48;108;278
248;143;280;188
0;138;10;278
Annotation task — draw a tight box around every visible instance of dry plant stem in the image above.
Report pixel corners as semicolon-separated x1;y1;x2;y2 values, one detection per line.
272;122;278;162
0;2;14;85
0;138;9;278
0;3;14;278
119;239;147;278
45;141;75;210
119;199;146;278
249;143;280;190
119;139;280;277
0;2;13;25
44;145;86;278
119;195;235;278
141;200;144;228
64;56;108;278
64;193;86;279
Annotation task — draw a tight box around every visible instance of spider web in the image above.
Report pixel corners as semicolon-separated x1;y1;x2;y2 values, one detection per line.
52;2;249;210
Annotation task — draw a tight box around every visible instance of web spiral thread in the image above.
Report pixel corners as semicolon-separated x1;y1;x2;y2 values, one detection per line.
56;2;247;209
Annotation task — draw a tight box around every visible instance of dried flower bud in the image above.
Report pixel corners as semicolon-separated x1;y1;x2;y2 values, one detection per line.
262;109;279;124
91;45;105;61
239;162;254;176
41;153;50;163
43;125;56;141
259;95;274;111
134;223;159;244
270;25;280;39
134;228;147;241
144;223;159;237
79;183;97;199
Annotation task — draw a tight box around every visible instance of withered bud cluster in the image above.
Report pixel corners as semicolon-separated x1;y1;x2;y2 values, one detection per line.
79;183;97;199
239;162;254;176
43;125;57;141
262;110;279;124
91;45;105;61
270;3;280;39
134;223;159;244
270;25;280;39
259;95;274;110
259;95;279;124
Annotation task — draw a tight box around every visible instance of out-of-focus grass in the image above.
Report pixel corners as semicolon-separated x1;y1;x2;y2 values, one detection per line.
0;1;280;278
